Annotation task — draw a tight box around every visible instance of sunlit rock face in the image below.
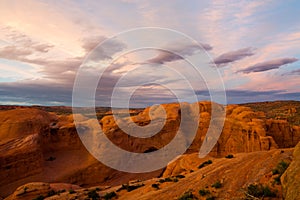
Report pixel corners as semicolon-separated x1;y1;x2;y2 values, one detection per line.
281;141;300;200
0;102;300;198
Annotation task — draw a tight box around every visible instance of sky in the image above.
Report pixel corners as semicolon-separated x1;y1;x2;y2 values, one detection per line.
0;0;299;107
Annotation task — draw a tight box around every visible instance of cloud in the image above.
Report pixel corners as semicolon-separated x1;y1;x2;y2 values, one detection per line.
213;47;255;66
0;29;54;63
195;89;300;104
85;38;127;61
0;81;72;105
32;43;53;53
237;57;298;74
147;42;212;64
0;46;33;60
2;28;54;53
285;69;300;76
81;35;107;52
226;89;300;104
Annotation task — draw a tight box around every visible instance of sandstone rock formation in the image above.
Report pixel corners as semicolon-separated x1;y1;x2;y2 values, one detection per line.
266;120;300;148
5;182;81;200
1;101;300;198
6;148;293;200
0;108;162;197
281;141;300;200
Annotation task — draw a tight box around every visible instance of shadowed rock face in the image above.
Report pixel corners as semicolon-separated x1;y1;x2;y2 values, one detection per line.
266;120;300;148
0;108;162;197
0;102;300;198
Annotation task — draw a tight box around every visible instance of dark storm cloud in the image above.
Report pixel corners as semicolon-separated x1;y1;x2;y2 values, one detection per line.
213;47;255;66
147;42;212;64
237;57;298;74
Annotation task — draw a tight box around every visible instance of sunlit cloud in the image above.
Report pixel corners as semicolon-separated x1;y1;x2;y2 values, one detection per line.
0;0;299;106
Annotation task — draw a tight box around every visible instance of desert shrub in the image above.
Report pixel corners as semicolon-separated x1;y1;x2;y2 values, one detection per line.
178;191;197;200
272;160;289;184
117;183;145;192
272;160;289;175
151;183;159;189
274;176;281;184
158;177;178;183
206;197;215;200
199;189;210;196
69;189;76;194
198;160;212;169
212;181;222;189
164;177;172;182
32;195;45;200
47;190;57;197
272;168;279;175
225;154;234;159
87;189;100;200
176;175;186;179
246;183;276;198
46;156;56;161
103;191;117;200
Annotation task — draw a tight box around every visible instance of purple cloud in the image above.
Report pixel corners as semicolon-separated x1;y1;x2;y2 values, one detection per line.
213;47;255;66
237;57;298;73
147;42;212;64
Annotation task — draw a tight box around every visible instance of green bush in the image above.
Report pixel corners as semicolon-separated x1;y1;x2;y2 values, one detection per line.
32;195;45;200
103;191;117;200
272;160;289;184
176;175;186;179
212;181;222;189
225;154;234;159
246;184;276;198
47;190;57;197
199;189;210;196
87;189;100;200
272;169;279;175
46;156;56;161
206;197;215;200
178;191;197;200
117;183;145;192
151;183;160;189
69;189;76;194
273;160;289;175
158;177;178;183
198;160;213;169
274;175;281;184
